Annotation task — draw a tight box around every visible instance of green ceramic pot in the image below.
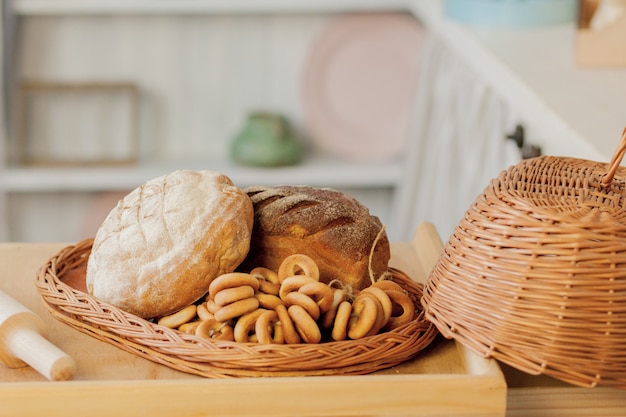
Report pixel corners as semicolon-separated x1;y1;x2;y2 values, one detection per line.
230;112;303;167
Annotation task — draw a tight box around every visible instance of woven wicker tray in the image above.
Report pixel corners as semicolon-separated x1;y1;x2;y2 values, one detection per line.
35;239;437;378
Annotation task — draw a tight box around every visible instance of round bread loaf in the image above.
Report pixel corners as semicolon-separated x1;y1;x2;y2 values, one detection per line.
86;170;254;319
239;185;390;292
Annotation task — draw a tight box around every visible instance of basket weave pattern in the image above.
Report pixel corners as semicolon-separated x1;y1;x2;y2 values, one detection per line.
422;130;626;388
36;239;437;378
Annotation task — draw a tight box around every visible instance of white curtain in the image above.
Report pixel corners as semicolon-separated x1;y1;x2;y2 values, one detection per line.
392;32;521;242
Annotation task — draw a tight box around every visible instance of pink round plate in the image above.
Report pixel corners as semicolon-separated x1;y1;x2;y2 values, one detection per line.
301;13;425;162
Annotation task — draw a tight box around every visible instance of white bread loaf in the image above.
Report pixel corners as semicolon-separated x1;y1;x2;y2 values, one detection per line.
86;170;254;319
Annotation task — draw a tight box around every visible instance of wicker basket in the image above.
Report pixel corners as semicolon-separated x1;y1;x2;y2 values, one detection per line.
422;128;626;389
36;239;438;378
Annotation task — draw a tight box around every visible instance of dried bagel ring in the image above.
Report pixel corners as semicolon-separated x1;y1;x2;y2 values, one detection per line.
275;303;301;344
359;292;386;336
178;320;202;334
278;254;320;283
234;308;267;343
299;281;334;314
205;298;221;314
214;285;256;307
255;309;284;344
360;286;393;325
196;318;235;341
321;289;347;329
347;295;380;340
384;289;416;330
196;302;214;321
250;266;280;284
288;304;321;344
278;276;318;300
331;300;352;341
283;291;321;321
372;279;404;293
208;272;259;299
213;297;259;323
157;304;197;329
255;293;284;310
251;267;281;296
273;322;285;344
257;279;280;296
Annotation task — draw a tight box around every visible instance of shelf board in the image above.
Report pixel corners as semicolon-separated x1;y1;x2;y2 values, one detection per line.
2;154;403;192
13;0;414;15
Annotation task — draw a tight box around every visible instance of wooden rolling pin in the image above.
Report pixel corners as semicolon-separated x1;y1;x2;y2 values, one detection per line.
0;290;75;381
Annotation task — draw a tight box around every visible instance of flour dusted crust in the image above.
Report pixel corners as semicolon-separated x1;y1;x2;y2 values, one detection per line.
86;170;254;319
239;185;390;292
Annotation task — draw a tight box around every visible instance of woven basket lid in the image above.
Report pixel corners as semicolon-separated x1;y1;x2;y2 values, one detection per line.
422;128;626;389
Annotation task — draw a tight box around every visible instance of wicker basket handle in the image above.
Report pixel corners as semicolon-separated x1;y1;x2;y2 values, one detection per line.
601;127;626;188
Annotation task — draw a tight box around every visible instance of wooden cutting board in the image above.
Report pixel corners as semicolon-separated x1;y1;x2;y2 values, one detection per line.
0;223;507;417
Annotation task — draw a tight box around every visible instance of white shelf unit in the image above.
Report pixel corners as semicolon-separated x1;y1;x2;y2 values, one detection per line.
3;155;402;192
13;0;414;15
4;0;626;242
3;0;425;242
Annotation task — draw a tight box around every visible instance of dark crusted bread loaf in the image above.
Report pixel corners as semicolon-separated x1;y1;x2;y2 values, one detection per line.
239;185;390;292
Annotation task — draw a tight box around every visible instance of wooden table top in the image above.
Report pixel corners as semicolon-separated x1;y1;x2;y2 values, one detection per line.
1;223;625;417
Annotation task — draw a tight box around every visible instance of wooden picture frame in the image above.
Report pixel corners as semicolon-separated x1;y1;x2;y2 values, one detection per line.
17;82;140;166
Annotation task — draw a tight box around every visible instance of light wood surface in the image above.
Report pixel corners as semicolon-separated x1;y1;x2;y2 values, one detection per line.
2;224;626;415
0;223;507;417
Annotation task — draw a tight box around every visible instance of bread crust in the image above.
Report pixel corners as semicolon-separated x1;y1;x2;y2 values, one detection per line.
239;185;390;292
86;170;254;319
